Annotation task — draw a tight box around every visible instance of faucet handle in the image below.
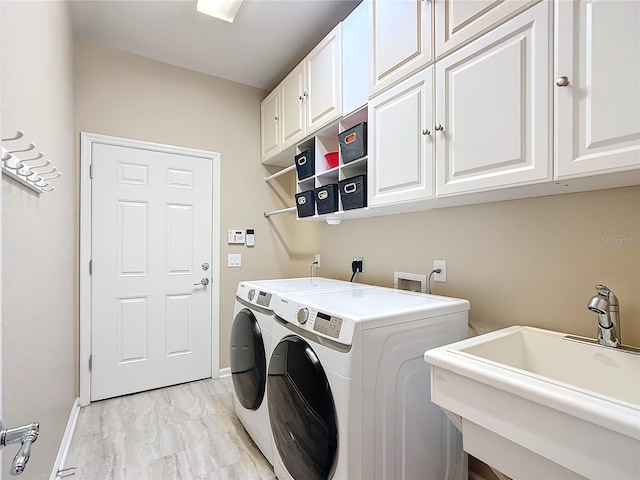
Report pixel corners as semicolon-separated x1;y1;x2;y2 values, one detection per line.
595;284;618;306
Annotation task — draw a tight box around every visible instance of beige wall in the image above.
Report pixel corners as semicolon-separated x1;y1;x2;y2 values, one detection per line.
313;186;640;347
74;40;316;370
1;1;77;478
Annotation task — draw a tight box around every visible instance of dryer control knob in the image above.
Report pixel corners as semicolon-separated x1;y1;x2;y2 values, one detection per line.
297;308;309;324
248;289;256;301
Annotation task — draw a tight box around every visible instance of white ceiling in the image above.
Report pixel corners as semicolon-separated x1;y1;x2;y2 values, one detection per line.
70;0;361;92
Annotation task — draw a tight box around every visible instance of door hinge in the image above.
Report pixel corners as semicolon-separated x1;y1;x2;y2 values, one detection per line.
89;163;93;179
89;260;92;275
89;355;93;372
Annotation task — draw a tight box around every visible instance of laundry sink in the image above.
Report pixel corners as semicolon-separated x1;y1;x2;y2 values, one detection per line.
424;326;640;480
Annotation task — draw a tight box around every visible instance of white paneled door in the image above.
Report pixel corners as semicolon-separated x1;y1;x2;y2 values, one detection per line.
91;142;213;401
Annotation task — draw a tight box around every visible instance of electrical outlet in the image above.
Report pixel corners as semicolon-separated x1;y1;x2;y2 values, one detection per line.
433;260;446;282
353;256;364;272
315;253;321;268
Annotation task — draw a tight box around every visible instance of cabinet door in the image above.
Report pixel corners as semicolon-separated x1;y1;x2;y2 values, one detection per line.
261;88;280;162
306;25;342;134
280;62;306;149
555;0;640;180
434;0;539;58
369;0;433;98
435;1;551;196
368;67;434;206
342;1;368;117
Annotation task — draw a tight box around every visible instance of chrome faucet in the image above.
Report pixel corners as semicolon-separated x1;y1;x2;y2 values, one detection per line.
587;284;621;348
0;421;39;475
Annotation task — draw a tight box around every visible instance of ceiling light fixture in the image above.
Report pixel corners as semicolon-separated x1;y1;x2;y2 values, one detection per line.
196;0;243;23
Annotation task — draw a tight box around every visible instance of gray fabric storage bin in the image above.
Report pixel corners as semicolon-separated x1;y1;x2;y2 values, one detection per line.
338;175;367;210
338;123;367;163
314;184;339;215
295;190;315;217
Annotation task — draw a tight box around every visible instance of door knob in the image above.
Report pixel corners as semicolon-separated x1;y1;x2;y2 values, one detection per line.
434;123;444;132
556;76;570;87
422;128;431;136
194;278;209;286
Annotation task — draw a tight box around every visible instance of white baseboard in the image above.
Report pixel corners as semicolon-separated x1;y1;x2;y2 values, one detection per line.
49;397;80;480
218;367;231;378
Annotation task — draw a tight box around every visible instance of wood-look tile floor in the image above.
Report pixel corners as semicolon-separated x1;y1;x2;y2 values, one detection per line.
65;377;275;480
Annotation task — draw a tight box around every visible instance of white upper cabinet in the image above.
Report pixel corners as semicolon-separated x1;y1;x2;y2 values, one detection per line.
368;66;434;206
342;1;368;116
306;24;343;134
435;1;552;196
555;0;640;180
369;0;433;98
280;62;307;150
260;88;281;162
434;0;539;58
262;25;343;164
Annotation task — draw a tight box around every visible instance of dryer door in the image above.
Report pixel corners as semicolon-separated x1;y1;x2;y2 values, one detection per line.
230;308;266;410
268;336;337;480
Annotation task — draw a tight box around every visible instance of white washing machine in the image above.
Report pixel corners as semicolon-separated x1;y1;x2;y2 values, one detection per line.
268;286;470;480
230;277;367;465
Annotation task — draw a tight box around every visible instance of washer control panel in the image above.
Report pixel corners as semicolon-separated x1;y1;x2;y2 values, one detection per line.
237;284;273;309
256;290;272;308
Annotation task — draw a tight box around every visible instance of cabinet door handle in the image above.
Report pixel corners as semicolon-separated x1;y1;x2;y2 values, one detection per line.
556;76;570;87
422;128;431;136
275;116;279;121
299;95;303;101
434;123;444;132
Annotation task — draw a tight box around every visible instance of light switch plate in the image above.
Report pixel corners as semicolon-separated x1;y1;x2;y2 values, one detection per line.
228;253;242;267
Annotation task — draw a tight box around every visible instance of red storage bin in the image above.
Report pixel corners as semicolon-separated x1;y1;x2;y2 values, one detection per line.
325;151;339;169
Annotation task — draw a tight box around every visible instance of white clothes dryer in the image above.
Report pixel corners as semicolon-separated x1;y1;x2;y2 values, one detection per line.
268;286;470;480
230;277;367;465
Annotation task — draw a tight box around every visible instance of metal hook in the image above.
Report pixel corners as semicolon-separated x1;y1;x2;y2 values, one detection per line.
18;152;44;164
24;159;51;172
36;171;60;187
7;143;35;155
1;151;11;163
1;130;24;142
4;155;25;171
39;171;62;180
41;185;54;192
31;165;56;175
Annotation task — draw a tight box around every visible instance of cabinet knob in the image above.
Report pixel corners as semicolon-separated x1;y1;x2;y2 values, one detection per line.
275;116;279;121
299;95;303;101
422;128;431;136
434;123;444;132
556;76;570;87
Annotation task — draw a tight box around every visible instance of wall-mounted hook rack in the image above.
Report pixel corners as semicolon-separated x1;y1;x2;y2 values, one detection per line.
1;131;61;194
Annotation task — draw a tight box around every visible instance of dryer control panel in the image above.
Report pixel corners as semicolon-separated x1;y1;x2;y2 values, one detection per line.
313;311;343;339
275;298;355;346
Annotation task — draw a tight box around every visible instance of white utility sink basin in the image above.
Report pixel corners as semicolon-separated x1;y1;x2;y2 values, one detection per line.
424;326;640;480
